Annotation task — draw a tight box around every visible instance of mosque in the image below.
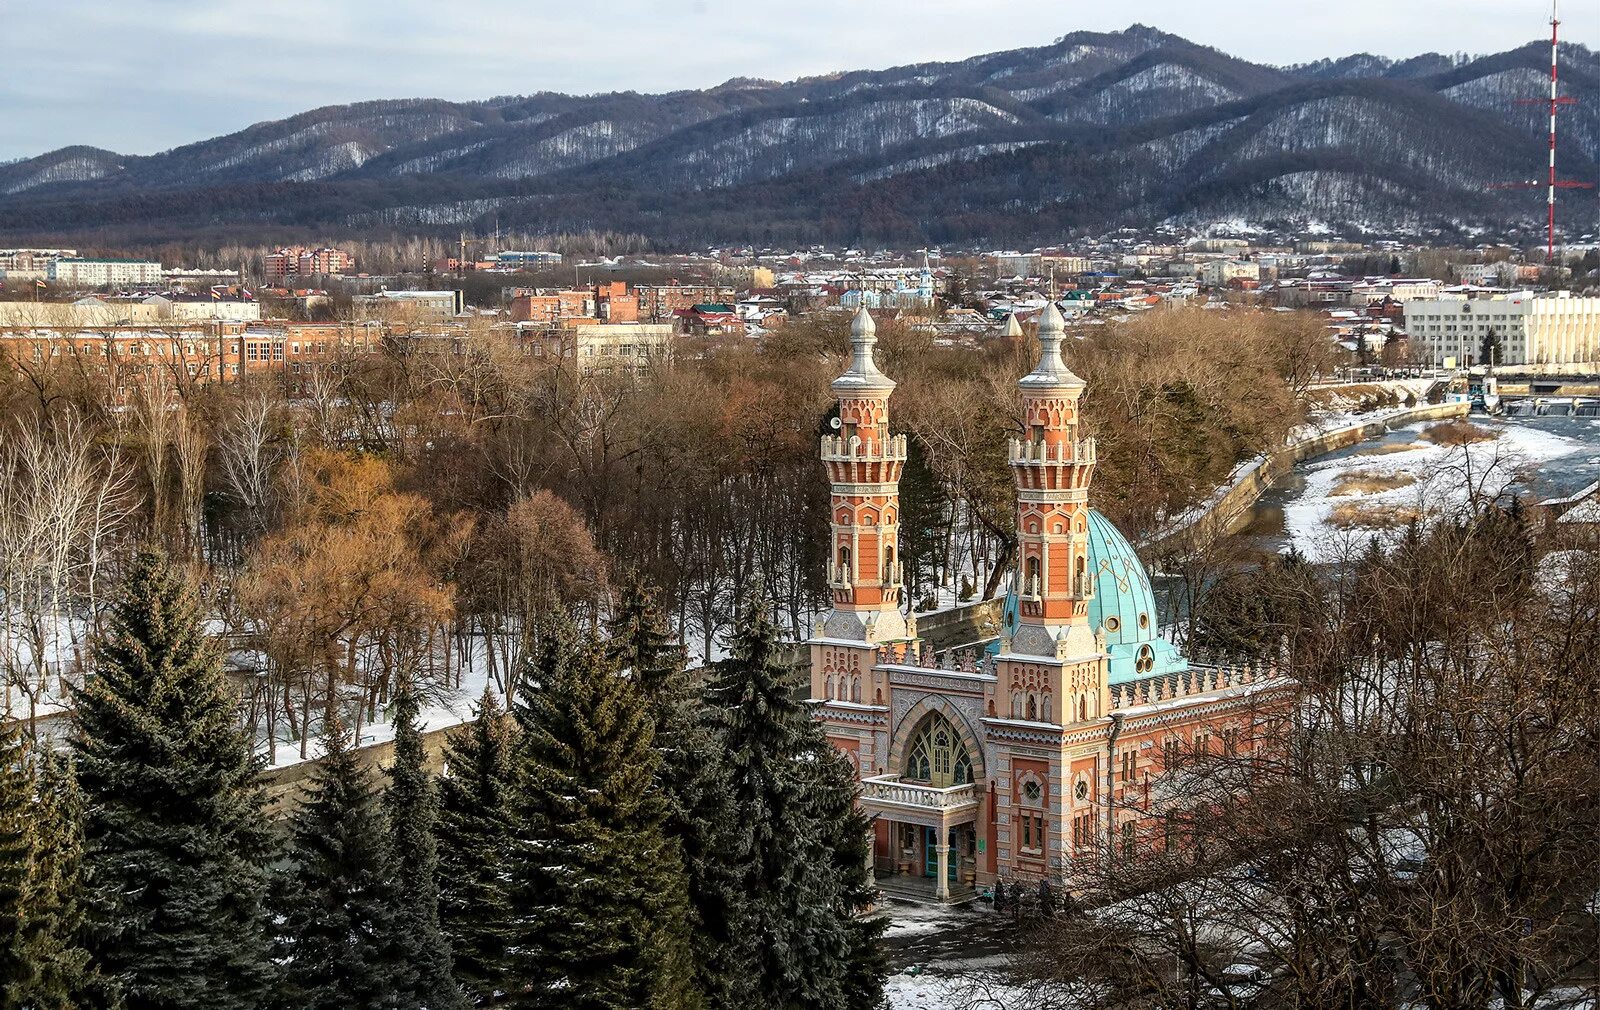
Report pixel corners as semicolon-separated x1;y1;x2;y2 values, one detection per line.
807;303;1277;901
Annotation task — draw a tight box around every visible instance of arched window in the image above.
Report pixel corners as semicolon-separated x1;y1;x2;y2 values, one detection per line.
1026;693;1038;721
905;713;972;787
1025;556;1042;595
825;675;835;700
850;676;861;703
884;544;895;573
1011;691;1023;718
1041;693;1052;719
1078;695;1087;722
837;544;851;581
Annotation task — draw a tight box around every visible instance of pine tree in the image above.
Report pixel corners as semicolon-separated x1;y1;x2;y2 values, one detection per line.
504;617;699;1009
607;582;752;1009
436;690;517;1004
72;548;277;1010
274;716;411;1010
385;689;466;1010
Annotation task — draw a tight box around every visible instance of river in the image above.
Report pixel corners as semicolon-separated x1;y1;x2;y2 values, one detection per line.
1234;413;1600;561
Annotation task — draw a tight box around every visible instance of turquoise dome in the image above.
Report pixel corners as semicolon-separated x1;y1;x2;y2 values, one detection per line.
990;509;1187;685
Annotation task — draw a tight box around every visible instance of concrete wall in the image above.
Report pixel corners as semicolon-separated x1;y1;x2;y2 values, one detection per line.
913;597;1005;652
258;724;455;815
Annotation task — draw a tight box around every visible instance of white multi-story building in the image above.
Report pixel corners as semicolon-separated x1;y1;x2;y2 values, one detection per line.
1403;292;1600;368
48;258;162;287
1200;260;1260;287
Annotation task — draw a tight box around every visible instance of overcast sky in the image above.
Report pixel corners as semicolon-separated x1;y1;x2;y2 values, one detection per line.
2;0;1593;162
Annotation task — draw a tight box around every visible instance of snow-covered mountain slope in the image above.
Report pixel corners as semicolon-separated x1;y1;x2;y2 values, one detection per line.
2;26;1595;245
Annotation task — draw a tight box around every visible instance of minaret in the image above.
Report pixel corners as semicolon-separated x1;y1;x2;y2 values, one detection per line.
1004;302;1097;660
817;305;910;644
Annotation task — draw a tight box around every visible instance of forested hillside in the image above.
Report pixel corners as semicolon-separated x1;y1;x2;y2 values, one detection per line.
2;25;1596;246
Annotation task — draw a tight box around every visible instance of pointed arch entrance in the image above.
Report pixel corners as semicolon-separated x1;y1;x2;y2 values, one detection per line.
904;711;973;788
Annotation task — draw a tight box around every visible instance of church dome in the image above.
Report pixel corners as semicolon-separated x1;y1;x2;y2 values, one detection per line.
990;508;1187;685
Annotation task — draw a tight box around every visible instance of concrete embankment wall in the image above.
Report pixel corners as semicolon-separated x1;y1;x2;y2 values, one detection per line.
1147;401;1469;551
259;724;455;814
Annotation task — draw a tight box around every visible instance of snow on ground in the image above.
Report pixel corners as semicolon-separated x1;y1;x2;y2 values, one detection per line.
885;963;1029;1010
879;900;1039;1009
1283;418;1585;562
256;636;497;768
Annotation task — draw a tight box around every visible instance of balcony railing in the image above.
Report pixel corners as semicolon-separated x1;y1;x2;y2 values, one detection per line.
1007;436;1096;465
860;774;978;811
820;433;909;462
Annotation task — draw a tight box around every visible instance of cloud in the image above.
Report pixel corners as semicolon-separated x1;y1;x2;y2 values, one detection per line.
0;0;1591;160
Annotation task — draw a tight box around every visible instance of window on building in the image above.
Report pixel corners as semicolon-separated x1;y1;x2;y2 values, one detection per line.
1121;820;1136;859
1020;813;1045;855
1121;750;1137;782
1163;737;1180;768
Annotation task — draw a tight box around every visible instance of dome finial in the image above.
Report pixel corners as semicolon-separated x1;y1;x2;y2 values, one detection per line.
833;304;894;394
1019;301;1083;391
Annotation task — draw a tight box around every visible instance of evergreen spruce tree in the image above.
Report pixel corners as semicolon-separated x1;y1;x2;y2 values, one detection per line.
504;616;699;1009
804;742;889;1010
704;603;853;1009
436;690;517;1004
0;718;40;1004
385;689;467;1010
72;548;277;1010
605;581;682;700
19;752;115;1009
706;602;889;1008
274;715;411;1010
607;583;753;1009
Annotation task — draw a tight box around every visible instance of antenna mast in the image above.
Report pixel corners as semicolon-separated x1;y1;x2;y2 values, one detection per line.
1493;0;1594;264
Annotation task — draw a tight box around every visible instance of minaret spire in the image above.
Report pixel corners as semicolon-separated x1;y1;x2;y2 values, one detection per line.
817;304;909;644
1004;303;1095;660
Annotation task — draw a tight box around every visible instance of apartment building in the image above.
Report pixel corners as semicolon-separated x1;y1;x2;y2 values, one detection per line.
48;258;162;287
0;248;78;281
264;247;355;281
519;321;673;372
1403;292;1600;367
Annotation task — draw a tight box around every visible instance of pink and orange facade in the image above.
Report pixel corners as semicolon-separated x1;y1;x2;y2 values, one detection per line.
809;305;1278;901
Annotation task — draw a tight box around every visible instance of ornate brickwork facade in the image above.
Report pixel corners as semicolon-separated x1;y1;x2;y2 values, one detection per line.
809;303;1279;901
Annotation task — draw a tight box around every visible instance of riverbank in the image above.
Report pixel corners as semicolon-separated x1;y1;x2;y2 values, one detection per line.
1145;401;1468;551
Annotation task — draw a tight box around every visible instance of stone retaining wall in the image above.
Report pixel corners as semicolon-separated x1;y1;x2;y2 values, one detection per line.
1146;401;1469;551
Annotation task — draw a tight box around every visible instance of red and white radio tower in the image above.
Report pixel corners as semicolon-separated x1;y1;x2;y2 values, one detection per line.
1493;0;1594;263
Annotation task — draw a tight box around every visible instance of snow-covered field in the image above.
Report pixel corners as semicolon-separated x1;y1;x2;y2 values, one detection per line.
1283;418;1585;562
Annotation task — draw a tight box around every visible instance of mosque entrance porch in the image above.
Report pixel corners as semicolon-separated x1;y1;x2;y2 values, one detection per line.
861;775;980;903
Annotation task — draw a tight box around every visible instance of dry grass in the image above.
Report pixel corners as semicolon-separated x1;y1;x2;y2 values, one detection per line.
1331;471;1417;496
1328;501;1421;530
1421;420;1497;446
1353;441;1421;457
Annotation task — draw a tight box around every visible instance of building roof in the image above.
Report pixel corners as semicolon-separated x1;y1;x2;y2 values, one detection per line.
990;509;1188;684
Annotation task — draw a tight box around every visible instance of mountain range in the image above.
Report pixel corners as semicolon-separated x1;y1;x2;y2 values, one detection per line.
2;25;1597;248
